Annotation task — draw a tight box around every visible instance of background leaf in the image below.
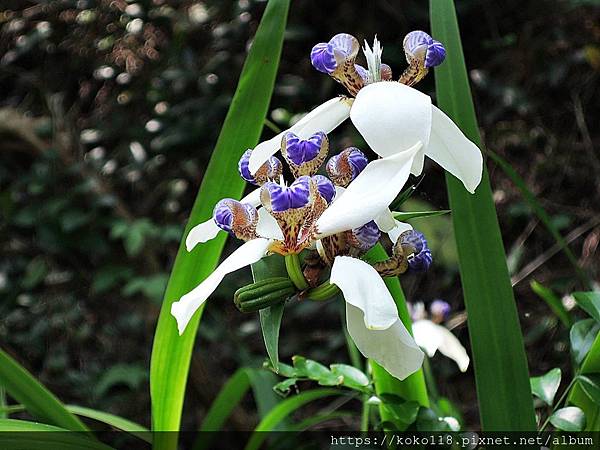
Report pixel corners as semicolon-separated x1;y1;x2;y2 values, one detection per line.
149;2;290;448
549;406;585;431
530;368;561;406
573;292;600;323
430;0;536;431
0;349;89;432
570;319;600;365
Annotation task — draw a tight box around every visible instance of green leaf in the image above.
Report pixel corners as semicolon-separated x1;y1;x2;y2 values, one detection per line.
259;304;285;370
571;319;600;365
330;364;370;390
149;2;290;445
573;292;600;322
292;356;341;386
416;407;453;432
0;419;113;450
0;348;88;432
66;405;150;443
488;151;592;289
568;332;600;431
530;368;561;406
577;374;600;405
244;389;343;450
253;255;288;370
195;368;281;450
379;396;420;431
530;280;573;328
273;378;298;397
94;364;147;399
430;0;536;431
549;406;586;431
392;210;450;221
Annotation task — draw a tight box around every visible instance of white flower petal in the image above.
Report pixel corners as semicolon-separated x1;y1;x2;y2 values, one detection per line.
316;142;421;237
410;148;425;176
330;256;399;330
413;320;470;372
185;188;262;251
186;219;220;252
350;82;432;158
426;105;483;194
248;97;352;174
346;303;424;380
171;238;271;335
374;209;396;232
387;220;413;245
256;208;283;240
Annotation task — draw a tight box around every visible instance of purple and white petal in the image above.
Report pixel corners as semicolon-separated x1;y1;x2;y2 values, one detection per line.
260;176;311;213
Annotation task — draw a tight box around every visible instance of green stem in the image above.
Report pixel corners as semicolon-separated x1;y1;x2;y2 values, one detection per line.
284;254;309;290
422;357;440;402
540;377;578;432
304;281;340;301
360;393;371;432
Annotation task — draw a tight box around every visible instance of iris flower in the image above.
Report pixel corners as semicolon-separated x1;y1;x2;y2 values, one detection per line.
171;30;482;381
248;31;483;195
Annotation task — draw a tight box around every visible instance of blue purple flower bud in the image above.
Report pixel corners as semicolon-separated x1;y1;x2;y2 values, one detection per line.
403;30;446;68
213;199;258;239
430;299;451;320
284;132;324;166
311;33;359;74
350;220;381;251
326;147;368;187
400;229;432;272
312;175;335;204
238;149;282;185
261;176;311;213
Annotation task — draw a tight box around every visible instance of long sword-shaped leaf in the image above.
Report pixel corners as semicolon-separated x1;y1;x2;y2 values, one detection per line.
0;419;113;450
149;2;290;449
430;0;536;430
0;349;89;433
66;405;150;443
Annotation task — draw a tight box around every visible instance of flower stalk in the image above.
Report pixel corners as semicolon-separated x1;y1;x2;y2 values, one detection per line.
284;254;309;290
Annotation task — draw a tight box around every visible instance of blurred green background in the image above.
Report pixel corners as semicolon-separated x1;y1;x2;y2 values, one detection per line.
1;0;598;432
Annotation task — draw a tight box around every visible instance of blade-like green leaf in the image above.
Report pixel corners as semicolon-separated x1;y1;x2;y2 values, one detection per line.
430;0;536;430
530;368;562;406
549;406;586;431
66;405;150;443
252;255;288;370
0;349;88;432
573;292;600;323
259;304;285;370
0;419;111;450
577;374;600;405
149;2;290;448
488;150;591;289
392;210;450;221
244;389;344;450
530;280;573;328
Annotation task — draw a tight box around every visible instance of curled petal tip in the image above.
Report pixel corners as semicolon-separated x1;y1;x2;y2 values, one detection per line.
310;33;359;74
312;175;336;204
349;220;380;252
326;147;368;187
399;229;432;272
403;30;446;68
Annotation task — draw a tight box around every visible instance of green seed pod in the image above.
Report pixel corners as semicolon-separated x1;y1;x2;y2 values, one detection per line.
234;277;296;313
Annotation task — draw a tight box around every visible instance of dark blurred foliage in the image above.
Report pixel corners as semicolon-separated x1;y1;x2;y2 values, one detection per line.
0;0;599;432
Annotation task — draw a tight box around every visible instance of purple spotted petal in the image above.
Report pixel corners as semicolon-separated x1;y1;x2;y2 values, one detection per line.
430;299;451;320
284;132;324;166
424;40;446;68
311;42;336;74
400;229;432;272
326;147;368;186
262;176;311;213
310;33;358;74
239;150;282;185
213;199;257;234
312;175;335;204
351;220;380;251
354;64;368;82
